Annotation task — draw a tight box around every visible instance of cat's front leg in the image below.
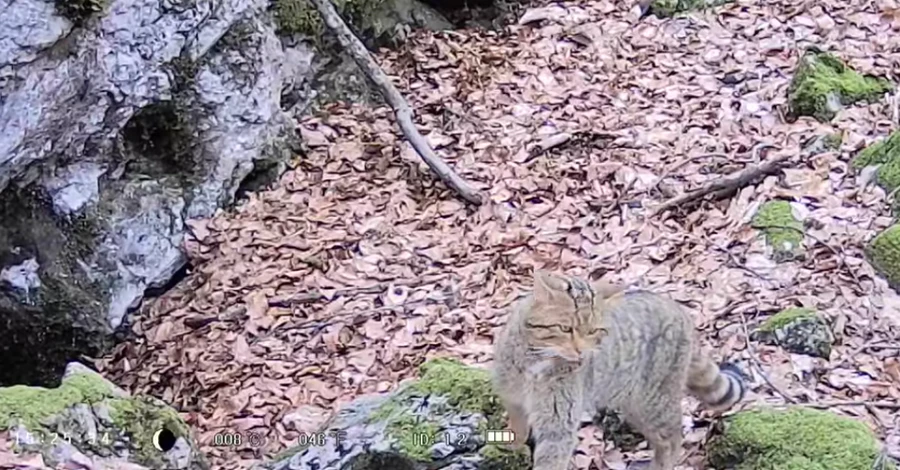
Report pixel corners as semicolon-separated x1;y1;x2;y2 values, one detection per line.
527;376;582;470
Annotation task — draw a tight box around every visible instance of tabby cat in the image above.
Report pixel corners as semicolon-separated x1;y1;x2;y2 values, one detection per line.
492;271;745;470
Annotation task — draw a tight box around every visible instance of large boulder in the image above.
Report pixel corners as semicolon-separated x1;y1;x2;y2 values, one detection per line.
0;363;206;469
259;358;529;470
0;0;311;386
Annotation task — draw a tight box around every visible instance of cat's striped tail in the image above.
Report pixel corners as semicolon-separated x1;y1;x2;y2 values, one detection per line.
686;351;746;410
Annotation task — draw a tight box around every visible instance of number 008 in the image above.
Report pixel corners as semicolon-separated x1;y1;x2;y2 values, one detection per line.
214;433;243;446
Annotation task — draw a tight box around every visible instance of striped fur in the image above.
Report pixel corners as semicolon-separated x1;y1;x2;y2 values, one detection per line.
493;271;745;470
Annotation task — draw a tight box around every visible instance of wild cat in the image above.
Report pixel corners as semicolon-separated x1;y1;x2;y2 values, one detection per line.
492;271;745;470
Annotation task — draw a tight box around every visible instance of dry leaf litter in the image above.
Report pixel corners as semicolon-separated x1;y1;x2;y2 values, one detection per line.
96;0;900;468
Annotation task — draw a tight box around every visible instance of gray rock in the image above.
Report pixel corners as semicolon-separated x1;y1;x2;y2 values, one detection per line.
0;257;41;296
260;358;528;470
41;162;107;216
751;308;834;359
0;0;307;384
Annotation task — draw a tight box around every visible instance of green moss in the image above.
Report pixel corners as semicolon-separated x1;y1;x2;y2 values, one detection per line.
0;371;112;431
370;358;504;428
708;408;891;470
411;358;502;421
480;443;531;470
822;132;843;151
788;50;893;122
866;224;900;288
649;0;730;17
272;0;386;38
382;412;440;461
751;201;804;260
758;307;818;333
108;397;190;467
55;0;107;24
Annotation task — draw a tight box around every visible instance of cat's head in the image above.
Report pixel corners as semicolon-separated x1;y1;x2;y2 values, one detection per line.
524;270;620;363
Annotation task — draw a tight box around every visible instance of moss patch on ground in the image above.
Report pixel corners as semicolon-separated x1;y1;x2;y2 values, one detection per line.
708;407;891;470
751;201;804;261
0;371;112;431
758;307;817;333
867;224;900;288
787;50;893;122
648;0;730;17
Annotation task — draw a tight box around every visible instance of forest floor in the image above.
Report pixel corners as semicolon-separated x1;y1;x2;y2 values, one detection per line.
97;0;900;467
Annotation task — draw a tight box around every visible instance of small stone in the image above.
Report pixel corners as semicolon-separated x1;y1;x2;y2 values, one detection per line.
752;307;833;358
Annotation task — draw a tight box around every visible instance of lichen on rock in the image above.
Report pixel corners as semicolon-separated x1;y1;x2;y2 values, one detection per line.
751;200;804;262
752;307;833;359
866;224;900;289
264;357;524;470
787;50;893;122
707;407;893;470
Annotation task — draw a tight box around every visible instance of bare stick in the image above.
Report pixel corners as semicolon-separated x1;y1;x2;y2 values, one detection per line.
652;151;790;216
309;0;483;205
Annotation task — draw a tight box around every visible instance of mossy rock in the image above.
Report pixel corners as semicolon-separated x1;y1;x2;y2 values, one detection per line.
708;407;893;470
866;224;900;289
0;363;204;469
751;201;804;262
752;308;833;359
648;0;731;17
787;50;893;123
266;358;524;470
853;131;900;194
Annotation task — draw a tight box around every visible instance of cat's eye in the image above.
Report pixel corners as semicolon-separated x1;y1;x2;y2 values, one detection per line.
558;325;573;333
591;327;608;336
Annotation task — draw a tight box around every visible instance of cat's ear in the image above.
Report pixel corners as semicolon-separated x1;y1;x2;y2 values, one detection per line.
534;270;568;304
590;279;624;299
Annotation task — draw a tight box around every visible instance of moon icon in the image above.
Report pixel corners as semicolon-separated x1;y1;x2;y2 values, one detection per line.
152;430;164;451
152;428;177;452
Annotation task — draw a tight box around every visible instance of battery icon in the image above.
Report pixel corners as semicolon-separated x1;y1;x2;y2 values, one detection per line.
485;430;516;443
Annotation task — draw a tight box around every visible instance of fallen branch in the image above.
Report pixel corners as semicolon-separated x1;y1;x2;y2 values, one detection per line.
652;147;788;216
309;0;483;205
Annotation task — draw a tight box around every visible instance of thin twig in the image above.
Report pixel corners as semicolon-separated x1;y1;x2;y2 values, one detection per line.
652;149;789;217
802;400;900;410
738;310;797;404
651;152;731;195
309;0;483;205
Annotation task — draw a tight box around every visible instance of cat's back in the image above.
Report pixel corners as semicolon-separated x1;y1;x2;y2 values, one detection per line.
587;291;695;404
